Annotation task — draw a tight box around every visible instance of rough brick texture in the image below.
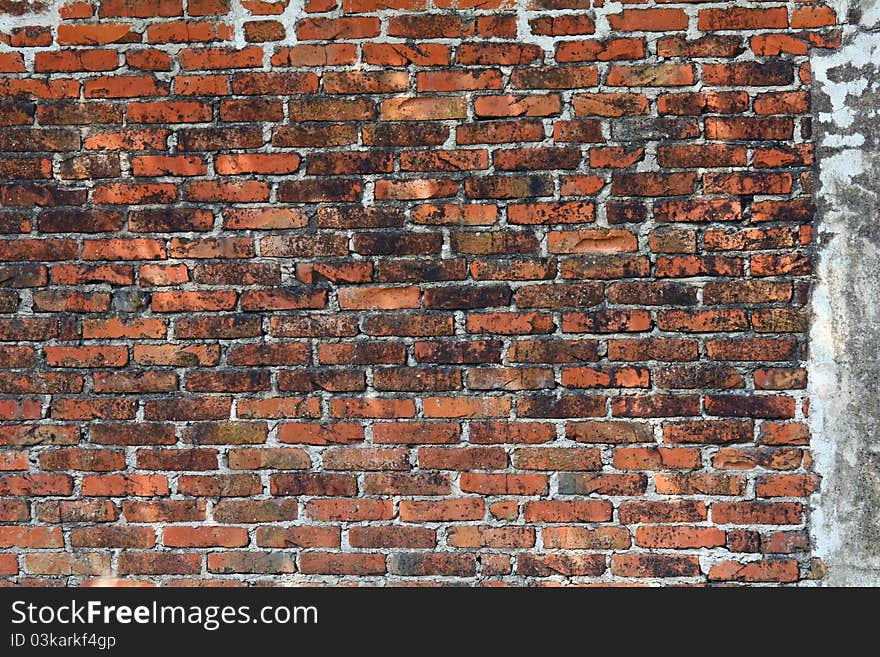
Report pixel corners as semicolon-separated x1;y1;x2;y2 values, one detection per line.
0;0;838;585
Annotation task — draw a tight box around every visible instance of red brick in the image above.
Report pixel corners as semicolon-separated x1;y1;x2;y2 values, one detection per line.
400;499;484;522
306;499;392;522
349;526;436;549
0;0;838;586
712;502;803;525
460;474;548;495
163;527;249;548
699;8;788;31
391;552;475;577
447;526;535;549
609;9;688;32
635;526;726;549
708;560;798;583
541;526;631;550
611;554;701;578
82;474;168;497
256;527;340;549
300;553;386;576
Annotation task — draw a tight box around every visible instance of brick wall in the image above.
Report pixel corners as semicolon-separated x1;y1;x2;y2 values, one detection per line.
0;0;839;585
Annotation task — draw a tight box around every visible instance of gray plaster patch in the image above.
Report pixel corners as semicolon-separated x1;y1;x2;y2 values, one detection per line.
810;0;880;585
